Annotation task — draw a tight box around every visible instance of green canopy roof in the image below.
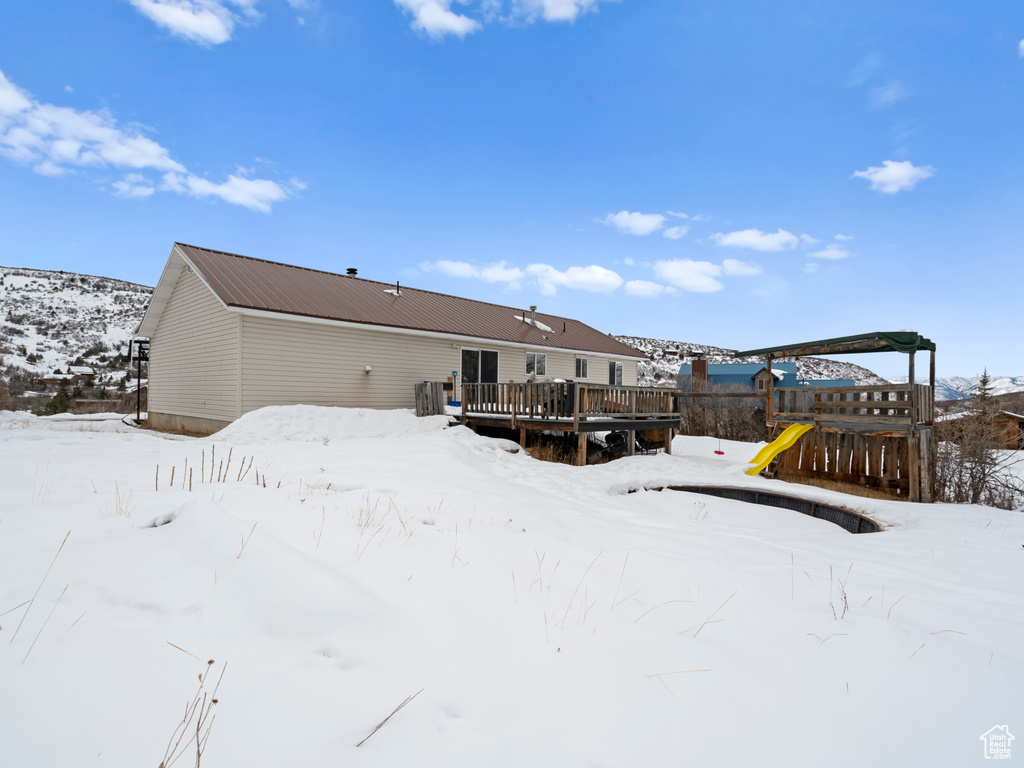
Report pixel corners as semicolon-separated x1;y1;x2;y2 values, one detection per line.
734;331;936;359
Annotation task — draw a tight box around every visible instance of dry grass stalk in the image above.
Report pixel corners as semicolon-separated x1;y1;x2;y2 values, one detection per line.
167;641;201;660
611;552;629;613
688;591;737;638
10;531;70;643
58;612;85;641
113;481;135;517
210;445;215;483
356;688;424;748
237;522;258;559
560;551;603;628
159;660;226;768
886;595;905;619
634;599;694;624
222;448;232;482
22;584;68;664
155;464;159;492
239;457;254;482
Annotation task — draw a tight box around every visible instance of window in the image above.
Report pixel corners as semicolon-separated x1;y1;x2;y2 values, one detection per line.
608;361;623;385
757;378;766;391
526;352;546;376
575;358;588;379
461;349;498;383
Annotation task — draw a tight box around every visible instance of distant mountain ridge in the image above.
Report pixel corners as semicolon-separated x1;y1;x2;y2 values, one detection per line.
615;336;889;388
890;374;1024;402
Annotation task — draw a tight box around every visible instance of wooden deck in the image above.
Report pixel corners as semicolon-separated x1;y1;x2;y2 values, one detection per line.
461;382;682;464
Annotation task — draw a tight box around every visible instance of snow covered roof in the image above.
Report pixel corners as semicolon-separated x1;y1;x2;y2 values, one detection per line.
138;244;645;359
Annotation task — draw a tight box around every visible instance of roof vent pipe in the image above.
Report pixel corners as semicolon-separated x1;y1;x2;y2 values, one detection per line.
347;268;358;277
530;305;537;325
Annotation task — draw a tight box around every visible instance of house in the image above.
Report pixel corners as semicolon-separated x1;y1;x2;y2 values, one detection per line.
41;366;96;388
136;243;646;434
676;362;800;391
675;362;855;392
996;411;1024;450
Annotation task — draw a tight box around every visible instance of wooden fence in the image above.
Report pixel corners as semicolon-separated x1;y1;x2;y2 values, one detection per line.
414;381;447;417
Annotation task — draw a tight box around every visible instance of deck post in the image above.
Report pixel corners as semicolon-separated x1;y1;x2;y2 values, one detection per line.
519;426;527;449
576;432;587;466
908;433;921;503
766;353;774;422
664;428;673;455
627;430;635;456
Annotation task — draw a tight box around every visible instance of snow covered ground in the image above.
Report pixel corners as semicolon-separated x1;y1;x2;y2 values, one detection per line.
1;407;1020;767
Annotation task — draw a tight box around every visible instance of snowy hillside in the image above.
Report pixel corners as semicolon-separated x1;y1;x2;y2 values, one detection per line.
890;374;1024;402
616;336;889;388
0;406;1021;767
0;266;151;384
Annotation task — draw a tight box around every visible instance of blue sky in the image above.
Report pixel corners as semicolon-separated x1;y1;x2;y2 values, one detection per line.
1;1;1022;378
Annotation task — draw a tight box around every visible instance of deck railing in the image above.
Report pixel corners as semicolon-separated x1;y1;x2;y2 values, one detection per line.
462;382;678;428
772;384;934;429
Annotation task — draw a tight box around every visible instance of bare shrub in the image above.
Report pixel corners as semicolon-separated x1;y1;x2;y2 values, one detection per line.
933;372;1024;510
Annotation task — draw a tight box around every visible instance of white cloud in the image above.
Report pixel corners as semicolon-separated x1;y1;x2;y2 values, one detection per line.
599;210;665;236
853;159;935;194
112;173;156;198
162;172;294;212
869;81;906;108
689;213;710;222
799;234;820;247
511;0;606;22
479;261;526;285
847;53;882;88
834;233;854;241
804;263;820;274
662;225;689;240
526;263;623;295
128;0;258;46
624;280;670;297
809;244;851;260
0;69;294;212
653;259;724;293
710;228;799;252
394;0;482;38
422;259;524;288
721;259;762;276
666;210;688;219
1019;39;1023;57
423;259;621;294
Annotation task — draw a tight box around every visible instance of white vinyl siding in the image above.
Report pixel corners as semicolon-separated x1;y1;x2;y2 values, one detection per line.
148;269;239;421
240;315;468;411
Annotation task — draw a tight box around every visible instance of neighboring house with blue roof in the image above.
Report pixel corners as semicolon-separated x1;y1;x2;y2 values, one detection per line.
676;362;855;392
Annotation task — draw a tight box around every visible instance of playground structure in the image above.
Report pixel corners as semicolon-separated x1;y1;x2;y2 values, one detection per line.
734;332;936;503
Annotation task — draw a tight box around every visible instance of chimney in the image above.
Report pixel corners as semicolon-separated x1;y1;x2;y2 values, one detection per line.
530;305;537;325
346;268;358;277
691;355;708;393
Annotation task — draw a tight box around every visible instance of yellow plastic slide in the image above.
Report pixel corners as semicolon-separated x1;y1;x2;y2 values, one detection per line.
745;423;815;476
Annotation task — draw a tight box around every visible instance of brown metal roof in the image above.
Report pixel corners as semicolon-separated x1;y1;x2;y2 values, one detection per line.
175;243;645;358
